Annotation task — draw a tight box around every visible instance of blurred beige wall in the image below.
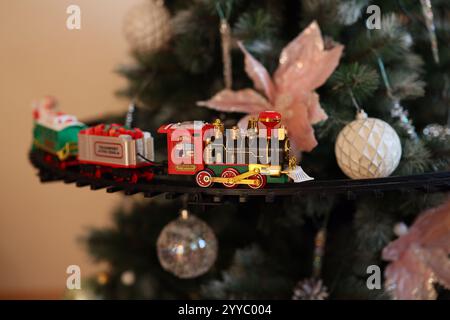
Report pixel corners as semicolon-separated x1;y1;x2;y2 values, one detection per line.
0;0;142;297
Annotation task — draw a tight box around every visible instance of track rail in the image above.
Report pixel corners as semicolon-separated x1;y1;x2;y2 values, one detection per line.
30;150;450;204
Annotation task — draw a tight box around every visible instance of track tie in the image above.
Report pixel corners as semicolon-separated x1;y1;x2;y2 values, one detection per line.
265;193;275;203
39;174;60;183
373;189;384;198
165;192;183;200
63;177;77;184
400;188;413;194
422;185;439;193
90;183;109;190
144;192;162;198
107;186;124;193
124;188;139;195
346;191;356;200
76;180;91;187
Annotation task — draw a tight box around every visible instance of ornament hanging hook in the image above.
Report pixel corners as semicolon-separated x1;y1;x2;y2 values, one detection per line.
373;52;418;139
375;54;395;100
216;2;234;89
180;193;190;218
348;88;362;114
419;0;440;64
180;209;189;220
125;74;154;128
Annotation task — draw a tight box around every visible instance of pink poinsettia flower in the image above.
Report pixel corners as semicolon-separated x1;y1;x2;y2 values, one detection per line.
382;199;450;300
198;21;344;152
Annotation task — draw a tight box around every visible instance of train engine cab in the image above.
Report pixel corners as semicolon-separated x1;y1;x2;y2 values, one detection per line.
159;111;313;189
158;121;214;175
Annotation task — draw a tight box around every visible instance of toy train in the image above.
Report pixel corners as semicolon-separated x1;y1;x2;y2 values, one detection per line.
32;97;313;189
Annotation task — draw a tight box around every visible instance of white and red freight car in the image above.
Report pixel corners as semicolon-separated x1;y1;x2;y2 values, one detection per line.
77;124;155;183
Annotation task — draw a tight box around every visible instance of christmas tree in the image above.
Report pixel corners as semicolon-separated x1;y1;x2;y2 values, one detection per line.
83;0;450;299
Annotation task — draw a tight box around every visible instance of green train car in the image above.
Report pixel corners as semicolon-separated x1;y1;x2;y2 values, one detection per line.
33;117;86;161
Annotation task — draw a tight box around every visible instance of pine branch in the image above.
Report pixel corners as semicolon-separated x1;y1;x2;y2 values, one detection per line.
329;63;380;103
201;245;292;299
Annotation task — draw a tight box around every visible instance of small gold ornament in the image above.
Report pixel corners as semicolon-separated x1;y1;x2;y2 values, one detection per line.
123;0;172;55
96;271;110;286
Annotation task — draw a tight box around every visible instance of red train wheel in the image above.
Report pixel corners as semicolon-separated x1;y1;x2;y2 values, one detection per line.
221;168;239;188
143;171;154;182
196;169;214;188
130;172;139;184
114;176;125;182
248;174;267;189
44;154;53;164
95;167;102;179
80;165;94;178
59;161;67;170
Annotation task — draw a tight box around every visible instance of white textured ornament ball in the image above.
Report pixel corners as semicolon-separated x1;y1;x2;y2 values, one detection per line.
123;0;171;55
157;210;218;279
335;110;402;179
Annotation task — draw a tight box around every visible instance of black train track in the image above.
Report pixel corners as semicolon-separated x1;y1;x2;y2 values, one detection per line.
30;150;450;204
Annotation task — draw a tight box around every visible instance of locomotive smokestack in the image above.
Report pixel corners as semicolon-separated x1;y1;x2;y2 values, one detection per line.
258;111;281;137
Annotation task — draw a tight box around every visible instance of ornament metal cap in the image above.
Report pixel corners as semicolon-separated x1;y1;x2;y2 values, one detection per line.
356;109;368;120
181;209;189;220
393;222;409;237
